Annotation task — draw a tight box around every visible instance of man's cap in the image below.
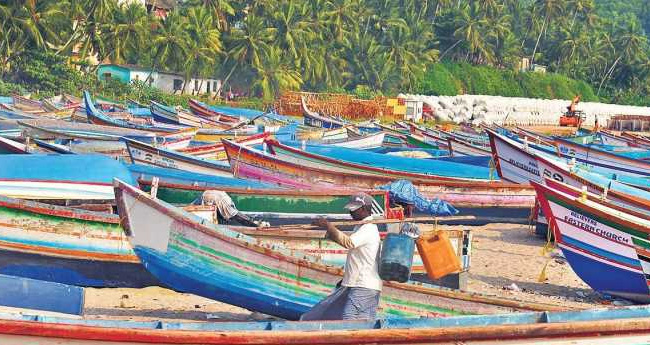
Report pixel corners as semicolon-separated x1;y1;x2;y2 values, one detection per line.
344;192;374;211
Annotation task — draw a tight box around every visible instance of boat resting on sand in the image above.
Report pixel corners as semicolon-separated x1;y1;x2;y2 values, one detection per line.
114;179;557;320
224;139;535;208
5;304;650;344
534;180;650;303
0;194;159;287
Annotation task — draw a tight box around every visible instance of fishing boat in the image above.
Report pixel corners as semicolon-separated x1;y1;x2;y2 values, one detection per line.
0;137;30;154
114;178;557;320
225;140;534;211
0;194;159;287
5;304;650;344
194;125;260;142
447;137;491;157
533;180;650;302
177;132;270;160
125;139;232;177
84;92;181;133
317;131;386;150
495;127;650;177
301;96;345;129
0;154;135;201
150;101;222;128
138;178;391;219
127;163;272;191
188;99;241;123
265;139;494;181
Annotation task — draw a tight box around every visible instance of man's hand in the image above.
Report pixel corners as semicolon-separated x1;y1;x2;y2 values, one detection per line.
312;217;330;228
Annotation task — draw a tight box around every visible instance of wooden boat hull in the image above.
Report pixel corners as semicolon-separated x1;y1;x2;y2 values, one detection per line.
534;181;650;302
138;179;390;218
0;194;159;287
178;132;269;160
6;305;650;344
225;140;534;208
301;96;345;129
448;137;491;157
115;179;550;320
188;99;240;123
125;139;232;177
326;132;385;149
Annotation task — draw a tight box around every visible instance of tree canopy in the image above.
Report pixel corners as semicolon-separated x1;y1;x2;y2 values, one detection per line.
0;0;649;104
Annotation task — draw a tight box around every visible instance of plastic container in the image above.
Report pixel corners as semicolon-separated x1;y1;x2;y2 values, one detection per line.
416;230;461;280
379;233;415;282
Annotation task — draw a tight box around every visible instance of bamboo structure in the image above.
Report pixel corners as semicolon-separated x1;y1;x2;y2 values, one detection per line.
274;91;397;120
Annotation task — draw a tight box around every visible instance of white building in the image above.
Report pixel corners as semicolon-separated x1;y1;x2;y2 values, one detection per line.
97;64;222;96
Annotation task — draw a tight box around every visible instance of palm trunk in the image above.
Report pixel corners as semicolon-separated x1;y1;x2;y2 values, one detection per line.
214;61;238;100
530;15;548;65
597;55;622;96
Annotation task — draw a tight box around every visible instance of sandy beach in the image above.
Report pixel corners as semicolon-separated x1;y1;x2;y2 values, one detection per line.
82;222;606;322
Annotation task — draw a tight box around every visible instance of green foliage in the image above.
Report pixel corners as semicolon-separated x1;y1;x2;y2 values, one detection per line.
6;51;84;97
353;85;381;100
0;79;25;95
416;64;460;96
416;62;598;101
2;0;650;106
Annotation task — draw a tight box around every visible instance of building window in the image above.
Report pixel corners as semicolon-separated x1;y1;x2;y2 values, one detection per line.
206;81;210;93
213;82;218;92
102;72;112;80
173;79;183;91
194;80;199;91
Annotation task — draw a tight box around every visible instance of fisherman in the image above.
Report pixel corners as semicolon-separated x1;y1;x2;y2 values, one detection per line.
197;190;270;228
301;192;382;321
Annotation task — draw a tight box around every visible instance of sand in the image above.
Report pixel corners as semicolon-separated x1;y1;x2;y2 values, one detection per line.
83;223;608;322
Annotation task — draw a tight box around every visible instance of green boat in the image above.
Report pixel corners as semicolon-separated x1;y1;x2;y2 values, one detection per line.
138;178;392;221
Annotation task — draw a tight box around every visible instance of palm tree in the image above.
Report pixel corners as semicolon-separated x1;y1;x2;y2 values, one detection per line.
103;2;149;64
183;6;222;94
253;47;302;100
191;0;234;31
597;20;648;95
453;4;494;64
150;11;189;80
220;13;274;95
529;0;566;65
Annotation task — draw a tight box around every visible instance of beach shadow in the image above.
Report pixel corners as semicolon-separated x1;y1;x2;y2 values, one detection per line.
84;307;257;321
470;273;596;301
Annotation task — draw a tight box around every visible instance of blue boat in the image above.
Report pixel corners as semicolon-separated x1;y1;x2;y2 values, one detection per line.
279;141;497;181
0;274;84;315
0;154;136;200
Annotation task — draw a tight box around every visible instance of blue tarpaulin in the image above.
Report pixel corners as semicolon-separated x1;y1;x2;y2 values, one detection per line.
379;180;459;216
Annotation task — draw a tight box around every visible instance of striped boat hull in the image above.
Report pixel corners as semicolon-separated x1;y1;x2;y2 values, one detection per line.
534;181;650;302
116;179;551;320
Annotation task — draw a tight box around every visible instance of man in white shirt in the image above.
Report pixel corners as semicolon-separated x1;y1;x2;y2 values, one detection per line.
301;192;382;320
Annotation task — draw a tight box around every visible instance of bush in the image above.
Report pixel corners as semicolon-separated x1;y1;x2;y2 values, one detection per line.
416;64;460;95
416;62;598;102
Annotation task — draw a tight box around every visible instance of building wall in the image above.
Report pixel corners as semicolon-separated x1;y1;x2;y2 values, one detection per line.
96;64;221;96
97;65;131;83
155;73;185;93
